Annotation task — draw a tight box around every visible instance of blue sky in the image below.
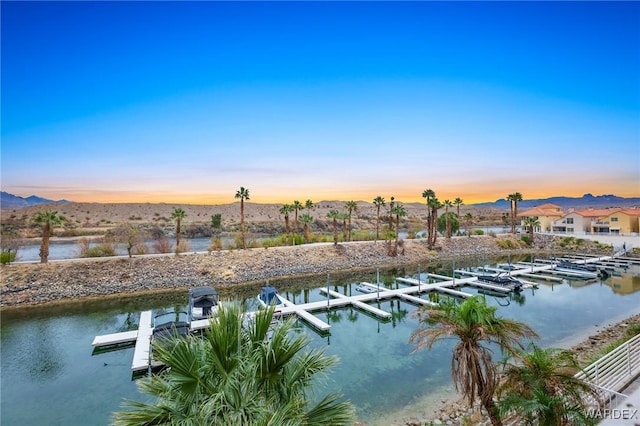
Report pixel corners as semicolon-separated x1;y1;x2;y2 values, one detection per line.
2;1;638;204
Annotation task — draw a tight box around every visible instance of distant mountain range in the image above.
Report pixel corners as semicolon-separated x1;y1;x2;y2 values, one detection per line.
0;191;70;208
473;193;640;210
1;191;638;211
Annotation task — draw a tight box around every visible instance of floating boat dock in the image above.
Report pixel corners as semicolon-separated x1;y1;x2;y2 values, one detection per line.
92;254;626;373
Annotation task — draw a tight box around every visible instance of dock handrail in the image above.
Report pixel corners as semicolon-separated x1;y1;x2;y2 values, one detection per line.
575;332;640;409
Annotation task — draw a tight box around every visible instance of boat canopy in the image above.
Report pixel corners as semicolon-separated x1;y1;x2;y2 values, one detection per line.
259;286;281;305
189;286;219;307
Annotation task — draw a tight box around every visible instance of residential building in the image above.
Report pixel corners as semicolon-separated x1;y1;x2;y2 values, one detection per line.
517;203;564;232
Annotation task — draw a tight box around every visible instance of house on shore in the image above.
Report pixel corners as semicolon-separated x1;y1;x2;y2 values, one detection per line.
518;205;640;236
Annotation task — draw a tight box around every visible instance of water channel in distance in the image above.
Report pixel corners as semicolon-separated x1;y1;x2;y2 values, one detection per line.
1;254;639;425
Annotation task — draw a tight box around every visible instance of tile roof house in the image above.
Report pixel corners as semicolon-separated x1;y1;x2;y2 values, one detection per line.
517;203;564;232
548;207;640;235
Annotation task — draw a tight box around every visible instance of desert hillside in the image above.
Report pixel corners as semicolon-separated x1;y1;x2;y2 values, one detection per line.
1;200;507;237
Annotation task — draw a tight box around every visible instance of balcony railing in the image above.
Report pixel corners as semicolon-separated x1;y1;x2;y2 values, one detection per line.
575;333;640;409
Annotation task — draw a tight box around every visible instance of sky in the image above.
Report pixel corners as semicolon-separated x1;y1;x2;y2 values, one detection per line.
1;1;639;205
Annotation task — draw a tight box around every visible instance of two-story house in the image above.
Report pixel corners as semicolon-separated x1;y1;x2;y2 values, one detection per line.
517;203;564;232
605;208;640;235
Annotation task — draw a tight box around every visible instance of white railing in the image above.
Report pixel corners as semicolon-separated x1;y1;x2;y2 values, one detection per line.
576;333;640;408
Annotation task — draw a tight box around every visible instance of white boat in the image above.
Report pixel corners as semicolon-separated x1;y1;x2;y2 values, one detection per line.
257;286;284;308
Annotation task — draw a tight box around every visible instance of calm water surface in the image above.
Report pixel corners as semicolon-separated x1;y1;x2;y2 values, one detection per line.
2;257;639;425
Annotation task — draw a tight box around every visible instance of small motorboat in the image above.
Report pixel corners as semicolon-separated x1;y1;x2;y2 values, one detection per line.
257;286;284;308
152;310;190;341
553;261;600;279
188;286;220;321
476;273;524;292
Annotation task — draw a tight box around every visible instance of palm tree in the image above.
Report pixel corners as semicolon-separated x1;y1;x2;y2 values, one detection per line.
428;197;442;248
506;192;523;234
421;189;435;247
522;216;540;244
344;200;357;241
327;210;340;246
235;187;250;249
32;210;65;263
373;196;385;241
305;199;314;215
299;213;313;244
391;203;406;256
444;199;453;238
339;212;349;241
387;196;395;243
170;207;186;249
279;204;294;245
292;200;304;235
410;296;538;426
454;197;464;219
498;344;600;426
113;304;356;425
464;212;474;237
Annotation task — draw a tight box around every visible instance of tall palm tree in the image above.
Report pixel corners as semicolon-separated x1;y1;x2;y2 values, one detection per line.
235;187;250;249
299;213;313;244
444;199;453;238
464;212;474;237
292;200;304;235
339;212;349;241
387;196;395;243
522;216;540;244
326;210;340;246
422;189;435;247
113;304;356;425
410;296;538;426
305;199;314;214
170;207;186;249
279;204;294;245
454;197;464;219
506;192;523;234
32;210;65;263
344;200;358;241
498;344;600;426
373;196;385;241
391;203;406;256
428;197;442;248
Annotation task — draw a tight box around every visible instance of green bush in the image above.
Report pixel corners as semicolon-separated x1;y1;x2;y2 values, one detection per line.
474;229;484;235
82;244;116;257
1;251;16;264
520;236;531;245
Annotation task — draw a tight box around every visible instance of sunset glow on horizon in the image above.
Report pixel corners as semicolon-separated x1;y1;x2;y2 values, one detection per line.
2;2;638;206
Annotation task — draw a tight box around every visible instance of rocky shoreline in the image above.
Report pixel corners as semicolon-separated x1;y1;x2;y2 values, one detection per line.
0;234;608;308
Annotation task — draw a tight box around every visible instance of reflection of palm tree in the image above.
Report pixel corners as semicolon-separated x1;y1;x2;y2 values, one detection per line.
347;308;358;323
327;311;342;323
511;292;526;306
114;304;355;425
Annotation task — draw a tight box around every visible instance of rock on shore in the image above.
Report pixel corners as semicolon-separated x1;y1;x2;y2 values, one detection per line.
0;234;612;307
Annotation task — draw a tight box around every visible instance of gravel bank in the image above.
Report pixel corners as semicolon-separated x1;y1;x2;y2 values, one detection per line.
0;234;612;307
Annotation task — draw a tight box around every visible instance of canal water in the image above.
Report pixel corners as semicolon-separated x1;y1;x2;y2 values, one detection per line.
2;257;639;425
